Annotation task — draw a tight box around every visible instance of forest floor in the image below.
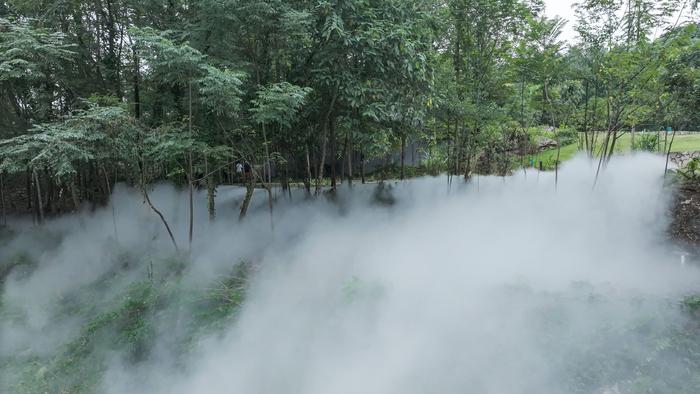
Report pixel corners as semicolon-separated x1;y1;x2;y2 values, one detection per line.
669;179;700;255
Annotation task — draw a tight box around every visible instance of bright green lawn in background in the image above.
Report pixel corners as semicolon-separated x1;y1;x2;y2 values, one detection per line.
530;133;700;170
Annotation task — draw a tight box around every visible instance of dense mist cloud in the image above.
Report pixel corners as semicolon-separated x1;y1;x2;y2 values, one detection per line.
2;154;699;394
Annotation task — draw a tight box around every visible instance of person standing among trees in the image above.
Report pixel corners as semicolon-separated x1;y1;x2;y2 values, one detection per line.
235;161;244;183
243;162;252;182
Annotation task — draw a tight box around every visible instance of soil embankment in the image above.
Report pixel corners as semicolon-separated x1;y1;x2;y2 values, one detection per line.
669;179;700;253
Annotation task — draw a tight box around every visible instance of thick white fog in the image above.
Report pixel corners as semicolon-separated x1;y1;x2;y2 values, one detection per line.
2;154;699;394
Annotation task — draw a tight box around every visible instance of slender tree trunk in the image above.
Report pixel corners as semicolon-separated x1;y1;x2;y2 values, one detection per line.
464;125;473;181
262;123;272;184
315;87;339;194
143;186;179;253
520;78;526;128
400;134;406;180
340;133;348;184
555;134;562;191
330;117;337;190
665;129;678;178
606;129;618;164
139;159;178;252
411;140;415;167
188;79;194;251
281;153;291;200
316;135;327;194
33;169;44;224
593;131;612;188
590;82;599;157
0;172;6;226
45;170;55;215
455;121;462;175
304;145;312;195
79;167;86;202
360;150;366;184
265;184;274;232
207;177;216;221
188;152;194;250
101;165;118;240
205;156;216;221
239;177;255;220
26;171;32;212
464;153;471;181
347;137;353;187
446;123;453;185
133;49;141;119
603;95;612;162
286;166;292;200
631;125;636;151
70;175;81;212
583;80;590;153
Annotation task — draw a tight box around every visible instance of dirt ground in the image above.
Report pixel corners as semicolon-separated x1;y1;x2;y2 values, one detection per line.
669;179;700;254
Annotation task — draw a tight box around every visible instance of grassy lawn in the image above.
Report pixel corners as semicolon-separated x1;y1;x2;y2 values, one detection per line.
666;134;700;152
529;133;700;170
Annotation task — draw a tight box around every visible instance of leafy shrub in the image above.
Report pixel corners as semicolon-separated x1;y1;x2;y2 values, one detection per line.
633;133;659;152
556;126;578;145
675;157;700;182
190;262;251;333
682;294;700;316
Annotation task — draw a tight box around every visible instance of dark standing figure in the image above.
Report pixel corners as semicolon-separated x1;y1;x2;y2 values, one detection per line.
244;162;252;182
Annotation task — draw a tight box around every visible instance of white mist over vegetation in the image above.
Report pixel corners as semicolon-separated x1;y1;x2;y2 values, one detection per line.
2;154;700;394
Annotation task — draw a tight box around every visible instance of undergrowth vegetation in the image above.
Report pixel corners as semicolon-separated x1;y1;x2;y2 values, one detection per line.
7;245;700;393
0;250;251;394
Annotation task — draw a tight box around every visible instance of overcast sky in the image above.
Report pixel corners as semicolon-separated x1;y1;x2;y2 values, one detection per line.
543;0;698;44
543;0;578;43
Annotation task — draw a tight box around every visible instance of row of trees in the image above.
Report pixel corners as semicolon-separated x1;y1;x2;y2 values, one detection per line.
0;0;698;235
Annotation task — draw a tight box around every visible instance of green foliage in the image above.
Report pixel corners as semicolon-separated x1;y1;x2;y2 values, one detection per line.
197;65;245;116
2;252;251;394
0;17;74;83
0;0;697;205
250;82;312;128
633;133;660;152
0;105;135;179
660;24;700;130
144;124;232;180
131;27;206;85
6;280;163;394
678;158;700;181
682;294;700;316
188;262;251;334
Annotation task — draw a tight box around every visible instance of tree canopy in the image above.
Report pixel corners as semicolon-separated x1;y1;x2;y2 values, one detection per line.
0;0;698;223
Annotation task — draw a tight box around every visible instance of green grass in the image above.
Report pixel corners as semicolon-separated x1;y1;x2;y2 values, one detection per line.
667;134;700;152
529;143;582;170
529;133;700;170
